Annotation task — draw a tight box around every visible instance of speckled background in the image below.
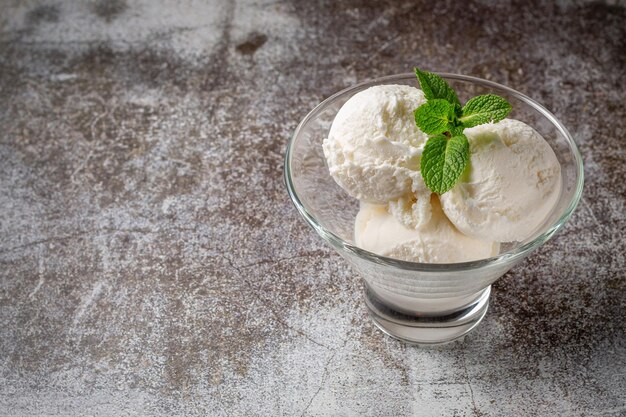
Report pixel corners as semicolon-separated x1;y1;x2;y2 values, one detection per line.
0;0;624;416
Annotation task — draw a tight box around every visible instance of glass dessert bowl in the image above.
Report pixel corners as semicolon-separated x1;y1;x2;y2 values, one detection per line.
284;73;584;345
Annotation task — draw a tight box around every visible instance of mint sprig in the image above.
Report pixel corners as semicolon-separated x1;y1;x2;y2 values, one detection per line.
414;68;512;194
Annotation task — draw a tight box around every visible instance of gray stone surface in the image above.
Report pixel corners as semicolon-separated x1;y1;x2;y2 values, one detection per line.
0;0;624;415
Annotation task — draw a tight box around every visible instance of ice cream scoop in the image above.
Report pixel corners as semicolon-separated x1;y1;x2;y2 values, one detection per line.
323;85;429;205
355;196;499;263
440;119;561;242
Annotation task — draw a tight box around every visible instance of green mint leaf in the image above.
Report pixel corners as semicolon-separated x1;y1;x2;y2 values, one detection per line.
420;133;470;194
449;126;465;136
459;94;512;128
414;68;461;108
414;99;457;135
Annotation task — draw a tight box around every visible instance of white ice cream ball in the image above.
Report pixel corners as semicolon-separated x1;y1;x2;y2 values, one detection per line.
355;196;499;263
323;85;429;204
440;119;562;242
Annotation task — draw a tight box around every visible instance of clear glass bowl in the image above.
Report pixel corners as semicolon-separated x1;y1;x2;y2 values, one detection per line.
284;73;584;344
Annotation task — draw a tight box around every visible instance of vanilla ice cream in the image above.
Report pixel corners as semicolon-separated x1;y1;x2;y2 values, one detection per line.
355;196;499;263
323;85;429;205
323;82;561;262
440;119;561;242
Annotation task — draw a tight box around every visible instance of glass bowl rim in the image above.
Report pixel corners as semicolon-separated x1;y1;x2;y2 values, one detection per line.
284;72;584;272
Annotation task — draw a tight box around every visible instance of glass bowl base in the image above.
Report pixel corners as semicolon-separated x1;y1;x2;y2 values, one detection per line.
364;286;491;345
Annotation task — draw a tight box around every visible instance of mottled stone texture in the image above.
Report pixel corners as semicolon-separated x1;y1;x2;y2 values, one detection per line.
0;0;624;416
